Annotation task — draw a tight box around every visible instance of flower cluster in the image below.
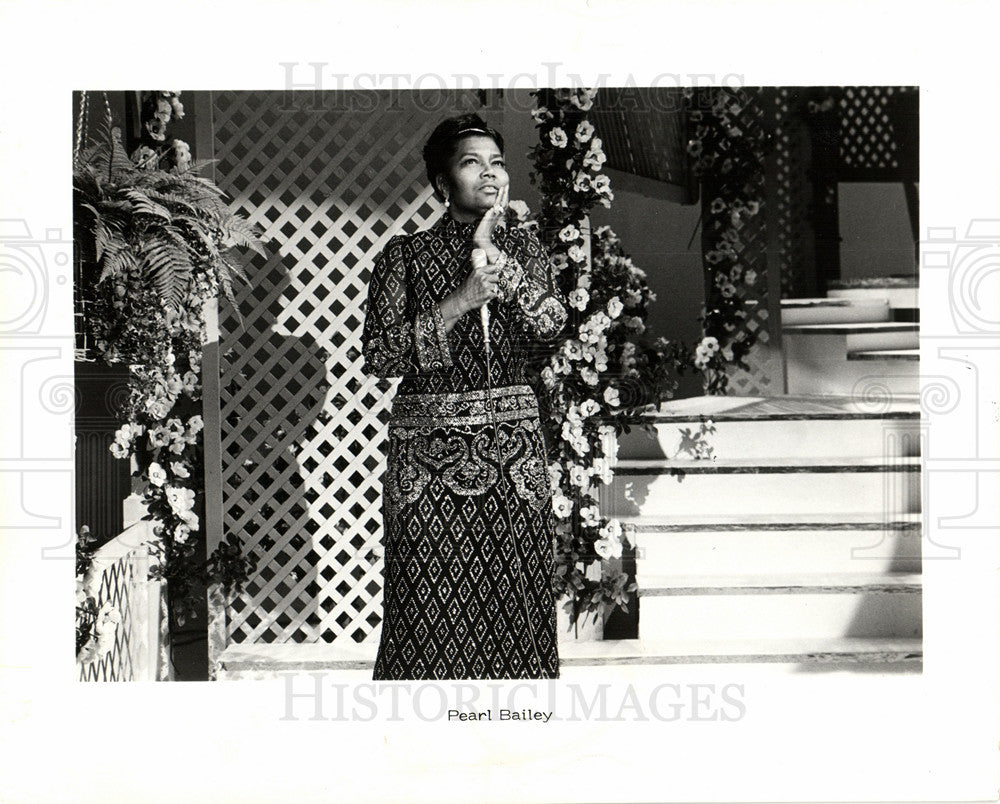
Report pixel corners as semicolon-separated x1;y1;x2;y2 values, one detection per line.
522;88;678;626
683;86;769;394
528;88;614;249
131;92;192;174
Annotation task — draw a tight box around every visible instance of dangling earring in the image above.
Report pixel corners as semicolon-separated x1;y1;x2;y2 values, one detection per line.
444;194;450;208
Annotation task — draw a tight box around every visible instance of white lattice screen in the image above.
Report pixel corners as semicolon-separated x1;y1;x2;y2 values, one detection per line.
211;90;484;650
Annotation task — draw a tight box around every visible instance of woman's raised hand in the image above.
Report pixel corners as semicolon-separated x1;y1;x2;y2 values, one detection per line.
472;183;509;253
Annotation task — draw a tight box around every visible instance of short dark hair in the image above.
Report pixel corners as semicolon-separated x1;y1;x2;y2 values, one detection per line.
422;113;505;202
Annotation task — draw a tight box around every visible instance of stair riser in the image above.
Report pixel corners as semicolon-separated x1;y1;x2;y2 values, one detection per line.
828;287;919;309
602;470;921;517
634;530;923;577
638;591;922;641
784;348;919;396
781;303;890;326
784;331;920;355
617;419;921;461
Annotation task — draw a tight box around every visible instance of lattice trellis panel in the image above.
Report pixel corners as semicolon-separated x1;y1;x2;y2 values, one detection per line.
769;88;817;300
701;88;780;397
840;86;919;175
212;90;482;649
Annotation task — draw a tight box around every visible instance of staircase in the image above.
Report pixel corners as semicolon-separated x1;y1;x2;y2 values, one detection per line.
781;278;919;396
573;278;923;673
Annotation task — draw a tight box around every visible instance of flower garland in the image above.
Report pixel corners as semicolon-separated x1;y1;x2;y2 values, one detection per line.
521;89;677;627
683;86;769;395
74;92;263;628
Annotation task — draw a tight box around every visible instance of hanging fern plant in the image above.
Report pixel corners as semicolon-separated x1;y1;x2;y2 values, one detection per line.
74;109;262;337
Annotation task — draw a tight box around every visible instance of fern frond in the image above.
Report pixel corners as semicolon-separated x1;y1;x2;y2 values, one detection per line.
98;241;138;285
141;235;193;310
125;189;172;221
219;215;267;256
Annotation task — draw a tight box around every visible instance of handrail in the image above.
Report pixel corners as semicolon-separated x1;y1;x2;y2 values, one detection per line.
77;520;174;682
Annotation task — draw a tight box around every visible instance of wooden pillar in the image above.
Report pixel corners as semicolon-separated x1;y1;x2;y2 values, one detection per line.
193;91;229;677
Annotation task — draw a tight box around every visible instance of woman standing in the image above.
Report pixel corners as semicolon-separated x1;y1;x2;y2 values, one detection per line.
362;113;567;680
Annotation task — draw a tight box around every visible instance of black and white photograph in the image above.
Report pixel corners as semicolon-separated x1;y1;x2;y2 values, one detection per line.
1;3;998;803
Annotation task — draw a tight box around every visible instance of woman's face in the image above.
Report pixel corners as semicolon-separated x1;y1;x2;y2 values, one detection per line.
437;134;508;222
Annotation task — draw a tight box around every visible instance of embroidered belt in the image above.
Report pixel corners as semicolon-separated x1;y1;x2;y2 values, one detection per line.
390;385;540;428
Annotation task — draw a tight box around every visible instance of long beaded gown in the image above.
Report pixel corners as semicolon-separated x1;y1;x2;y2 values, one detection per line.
362;214;567;680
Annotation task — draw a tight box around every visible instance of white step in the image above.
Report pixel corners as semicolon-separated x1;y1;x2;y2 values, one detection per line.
781;297;891;326
783;324;919;396
618;395;921;461
602;456;921;518
559;636;922;668
828;284;918;310
638;574;922;641
631;514;922;577
782;322;919;351
213;638;922;678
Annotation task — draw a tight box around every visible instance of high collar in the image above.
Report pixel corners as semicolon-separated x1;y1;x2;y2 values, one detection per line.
432;213;479;241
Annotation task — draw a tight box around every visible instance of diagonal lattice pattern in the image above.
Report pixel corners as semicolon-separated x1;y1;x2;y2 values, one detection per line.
78;554;136;681
212;90;482;649
840;86;918;172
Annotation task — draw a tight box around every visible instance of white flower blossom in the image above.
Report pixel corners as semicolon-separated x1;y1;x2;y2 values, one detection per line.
575;120;595;142
552;354;571;375
569;89;597;111
531;107;553;124
592;174;612;195
594;536;622;560
165;485;198;528
581;367;599;386
568;288;589;311
579;399;601;418
564;340;584;361
580;505;600;527
569;464;588;488
606;296;624;319
549;127;569;148
568;244;587;263
148;462;168;487
148;426;171;448
174;523;192;544
170;461;190;479
552;494;573;518
559;224;580;242
603;386;621;407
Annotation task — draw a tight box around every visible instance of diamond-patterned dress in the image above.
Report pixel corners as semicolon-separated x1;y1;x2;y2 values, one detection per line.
362;214;567;680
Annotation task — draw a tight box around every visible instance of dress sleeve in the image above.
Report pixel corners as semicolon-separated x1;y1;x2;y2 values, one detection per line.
361;235;453;378
497;230;568;342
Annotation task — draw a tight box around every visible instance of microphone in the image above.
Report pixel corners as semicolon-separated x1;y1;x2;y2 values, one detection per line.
471;248;490;353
